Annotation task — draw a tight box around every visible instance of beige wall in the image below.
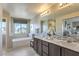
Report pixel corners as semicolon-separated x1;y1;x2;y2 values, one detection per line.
30;16;41;34
3;9;13;49
32;10;79;36
0;5;3;54
30;15;50;35
0;4;2;18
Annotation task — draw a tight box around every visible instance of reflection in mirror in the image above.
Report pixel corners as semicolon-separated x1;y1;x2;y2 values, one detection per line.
48;19;56;35
63;16;79;36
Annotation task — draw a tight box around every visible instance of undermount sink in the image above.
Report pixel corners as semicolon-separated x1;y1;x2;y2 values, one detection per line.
55;37;79;43
43;36;79;43
62;38;79;43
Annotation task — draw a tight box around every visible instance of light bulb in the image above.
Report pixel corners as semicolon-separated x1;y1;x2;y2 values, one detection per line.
59;3;63;6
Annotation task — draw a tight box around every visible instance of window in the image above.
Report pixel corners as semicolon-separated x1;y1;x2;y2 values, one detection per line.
0;19;6;33
14;23;27;34
0;21;2;32
13;18;29;34
2;22;6;33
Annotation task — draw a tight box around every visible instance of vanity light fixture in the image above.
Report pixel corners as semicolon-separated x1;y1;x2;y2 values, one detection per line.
59;3;63;6
58;3;72;9
59;3;72;9
59;3;68;7
40;10;50;17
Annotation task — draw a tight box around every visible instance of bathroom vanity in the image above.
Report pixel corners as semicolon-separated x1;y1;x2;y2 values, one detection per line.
32;36;79;56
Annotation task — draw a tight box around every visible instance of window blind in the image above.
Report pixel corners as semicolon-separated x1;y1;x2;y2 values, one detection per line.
13;18;28;24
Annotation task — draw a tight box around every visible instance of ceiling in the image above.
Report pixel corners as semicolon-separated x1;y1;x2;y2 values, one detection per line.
1;3;56;19
1;3;79;20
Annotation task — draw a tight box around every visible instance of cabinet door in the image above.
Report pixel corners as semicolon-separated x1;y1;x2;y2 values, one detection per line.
42;40;49;56
33;38;38;52
42;45;49;55
42;41;49;46
37;39;42;55
49;43;61;56
62;48;79;56
42;52;48;56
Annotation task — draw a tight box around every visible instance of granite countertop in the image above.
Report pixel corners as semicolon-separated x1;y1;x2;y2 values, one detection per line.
35;36;79;53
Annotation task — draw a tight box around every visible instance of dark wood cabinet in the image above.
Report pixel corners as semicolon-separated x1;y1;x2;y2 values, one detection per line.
37;39;42;55
62;48;79;56
42;41;49;46
42;41;49;56
33;37;79;56
33;38;38;53
42;45;48;54
49;43;61;56
42;52;48;56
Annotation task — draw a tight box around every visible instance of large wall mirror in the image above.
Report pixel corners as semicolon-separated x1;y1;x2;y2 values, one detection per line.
63;16;79;36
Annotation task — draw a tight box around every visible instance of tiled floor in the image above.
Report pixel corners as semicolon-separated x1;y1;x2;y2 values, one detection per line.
2;46;39;56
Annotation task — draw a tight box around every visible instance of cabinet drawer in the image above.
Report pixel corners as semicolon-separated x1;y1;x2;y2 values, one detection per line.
42;41;48;46
42;52;48;56
38;49;42;55
38;39;41;42
38;40;41;45
62;48;79;56
33;39;38;52
42;45;48;54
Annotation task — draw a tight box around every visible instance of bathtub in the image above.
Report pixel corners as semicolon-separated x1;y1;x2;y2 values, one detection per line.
12;37;32;48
